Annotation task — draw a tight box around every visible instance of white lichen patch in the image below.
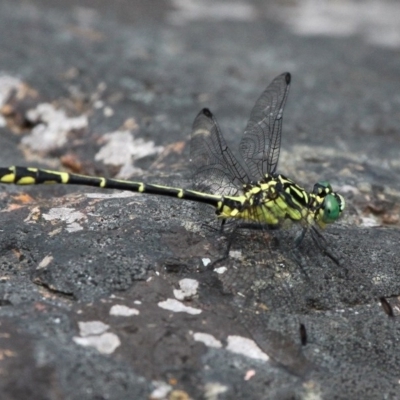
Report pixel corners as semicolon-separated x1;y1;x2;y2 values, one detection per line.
173;278;199;300
109;304;140;317
74;320;120;354
192;332;222;348
42;207;86;232
94;130;163;178
23;103;87;152
73;332;120;354
202;258;211;267
214;267;227;274
78;320;109;337
226;335;269;362
158;298;202;315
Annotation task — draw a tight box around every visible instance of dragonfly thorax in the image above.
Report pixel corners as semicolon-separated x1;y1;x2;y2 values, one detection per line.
216;174;307;226
216;175;344;229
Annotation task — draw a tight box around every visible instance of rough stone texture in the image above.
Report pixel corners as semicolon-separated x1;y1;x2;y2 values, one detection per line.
1;1;400;399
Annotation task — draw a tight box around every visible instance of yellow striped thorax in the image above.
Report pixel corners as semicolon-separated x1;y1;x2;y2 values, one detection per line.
216;174;344;229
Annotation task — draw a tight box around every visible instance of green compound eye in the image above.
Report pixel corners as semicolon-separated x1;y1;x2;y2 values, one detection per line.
321;193;342;224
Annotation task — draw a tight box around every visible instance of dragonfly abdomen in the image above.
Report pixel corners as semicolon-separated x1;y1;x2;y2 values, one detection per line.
0;166;223;208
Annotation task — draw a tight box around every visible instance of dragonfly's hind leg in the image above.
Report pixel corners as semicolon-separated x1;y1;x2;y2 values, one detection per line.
294;227;307;248
205;221;239;270
219;219;227;233
310;226;343;268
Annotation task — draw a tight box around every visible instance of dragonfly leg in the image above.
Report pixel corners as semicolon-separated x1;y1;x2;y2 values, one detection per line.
219;219;226;233
294;227;307;248
206;223;240;270
310;226;343;268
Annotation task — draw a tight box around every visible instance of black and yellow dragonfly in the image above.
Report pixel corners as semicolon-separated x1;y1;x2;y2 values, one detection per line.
0;73;346;354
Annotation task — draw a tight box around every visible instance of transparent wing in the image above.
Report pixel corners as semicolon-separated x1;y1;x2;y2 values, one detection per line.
190;108;250;196
239;72;291;179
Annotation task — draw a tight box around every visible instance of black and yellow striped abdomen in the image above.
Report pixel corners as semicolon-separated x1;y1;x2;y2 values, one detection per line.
0;166;224;207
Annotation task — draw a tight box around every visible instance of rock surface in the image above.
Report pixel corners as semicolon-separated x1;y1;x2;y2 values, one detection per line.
0;1;400;399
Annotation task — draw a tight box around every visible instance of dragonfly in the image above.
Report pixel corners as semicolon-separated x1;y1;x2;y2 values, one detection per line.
0;72;345;359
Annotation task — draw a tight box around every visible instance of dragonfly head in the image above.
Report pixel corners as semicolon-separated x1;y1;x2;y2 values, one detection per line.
312;181;345;227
